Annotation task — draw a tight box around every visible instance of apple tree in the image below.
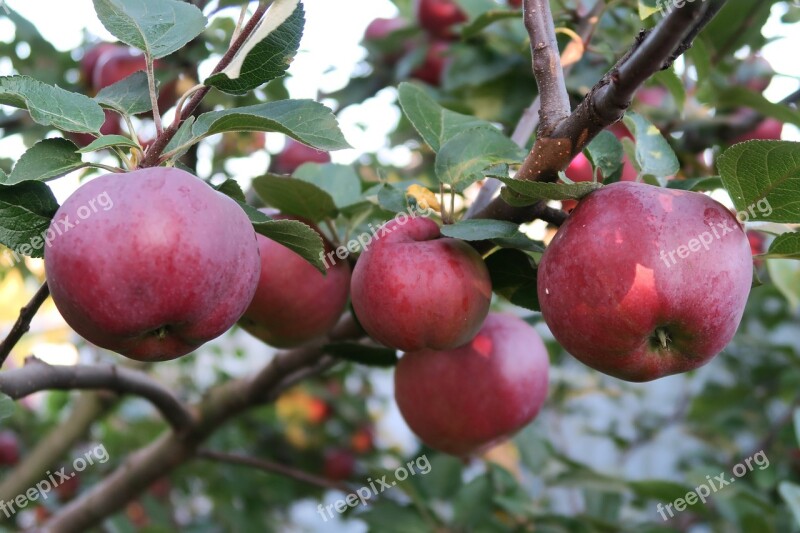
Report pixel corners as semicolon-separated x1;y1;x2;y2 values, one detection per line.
1;0;800;531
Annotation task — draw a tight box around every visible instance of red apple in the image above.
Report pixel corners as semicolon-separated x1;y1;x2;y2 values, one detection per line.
395;313;549;457
538;182;752;382
561;153;595;211
55;472;80;501
270;138;331;175
45;167;261;361
364;17;407;41
80;43;121;86
410;40;449;86
416;0;467;39
239;213;351;348
735;55;773;93
323;448;356;481
635;87;668;108
509;0;522;7
92;47;148;91
0;431;20;466
732;117;783;143
351;216;492;351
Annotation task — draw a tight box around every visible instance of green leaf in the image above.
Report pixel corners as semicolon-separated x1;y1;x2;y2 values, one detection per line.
377;183;410;213
212;179;246;204
780;482;800;527
0;181;60;259
293;163;362;209
623;112;680;182
0;75;105;133
323;342;398;367
77;135;140;154
485;249;539;311
651;68;686;113
92;0;207;59
397;82;494;152
206;0;304;95
94;71;154;115
360;501;431;533
498;177;601;206
461;9;520;38
666;176;723;191
193;99;349;151
794;408;800;448
585;131;623;181
250;217;326;273
0;394;14;421
717;141;800;223
440;219;520;241
764;232;800;260
436;128;526;191
163;116;196;161
252;174;337;222
5;138;85;185
712;87;800;127
767;259;800;310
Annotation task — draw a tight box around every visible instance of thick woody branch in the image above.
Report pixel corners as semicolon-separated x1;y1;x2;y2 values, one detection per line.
0;357;193;430
525;0;570;133
0;282;49;368
139;2;270;168
42;315;358;532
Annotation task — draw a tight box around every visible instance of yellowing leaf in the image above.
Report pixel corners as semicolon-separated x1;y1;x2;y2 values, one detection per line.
406;184;441;211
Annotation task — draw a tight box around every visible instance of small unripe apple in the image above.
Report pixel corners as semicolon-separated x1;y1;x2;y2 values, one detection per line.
732;117;783;143
45;167;261;361
0;431;20;466
416;0;467;39
270;138;331;175
538;182;752;382
239;213;351;348
395;313;549;457
351;216;492;352
410;40;450;87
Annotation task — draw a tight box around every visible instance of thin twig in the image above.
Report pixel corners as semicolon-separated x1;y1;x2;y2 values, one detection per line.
197;449;351;493
0;357;194;430
0;282;50;368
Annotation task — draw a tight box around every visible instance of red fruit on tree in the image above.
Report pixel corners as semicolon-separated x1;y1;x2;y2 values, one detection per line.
45;167;261;361
0;431;20;466
240;213;351;348
734;55;773;93
561;152;595;211
270;138;331;175
411;40;450;86
509;0;523;7
351;216;492;352
538;182;752;382
80;43;121;86
92;47;148;91
394;313;549;457
55;472;81;501
323;448;356;481
69;109;123;148
364;17;407;41
635;86;668;108
415;0;467;39
732;117;783;143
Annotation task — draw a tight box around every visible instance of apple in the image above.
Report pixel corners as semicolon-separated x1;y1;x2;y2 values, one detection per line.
270;138;331;175
92;46;149;91
80;43;121;86
350;427;374;454
0;430;20;466
364;17;407;41
509;0;522;7
561;152;595;211
734;55;773;93
635;86;668;108
394;313;549;457
239;213;351;348
410;40;450;87
732;117;783;143
416;0;467;39
538;181;752;382
351;216;492;351
55;471;80;501
69;109;123;148
45;167;261;361
323;448;356;481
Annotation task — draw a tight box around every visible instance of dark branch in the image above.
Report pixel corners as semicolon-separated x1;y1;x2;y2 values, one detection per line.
139;2;271;168
0;282;50;369
197;449;351;493
0;357;193;430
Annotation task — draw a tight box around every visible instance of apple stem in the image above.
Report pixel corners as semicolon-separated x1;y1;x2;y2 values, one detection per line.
657;328;669;349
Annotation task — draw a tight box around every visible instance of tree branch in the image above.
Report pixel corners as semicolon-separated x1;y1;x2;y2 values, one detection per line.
0;357;194;430
0;282;50;369
525;0;570;133
197;449;351;493
139;1;271;168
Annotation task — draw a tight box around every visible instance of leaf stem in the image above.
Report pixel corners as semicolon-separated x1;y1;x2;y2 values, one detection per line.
145;52;163;136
